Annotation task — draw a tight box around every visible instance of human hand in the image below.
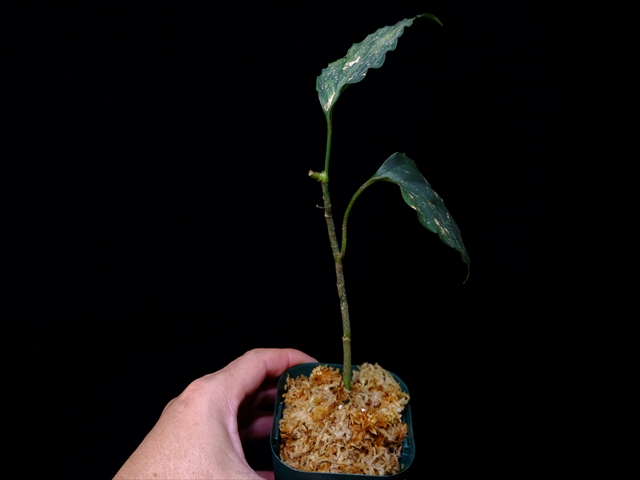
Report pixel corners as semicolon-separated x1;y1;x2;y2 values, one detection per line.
114;348;317;480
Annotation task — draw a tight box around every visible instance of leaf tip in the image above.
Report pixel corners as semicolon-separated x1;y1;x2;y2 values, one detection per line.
420;13;443;27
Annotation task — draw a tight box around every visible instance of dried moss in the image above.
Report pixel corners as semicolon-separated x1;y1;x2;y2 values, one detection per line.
279;364;409;475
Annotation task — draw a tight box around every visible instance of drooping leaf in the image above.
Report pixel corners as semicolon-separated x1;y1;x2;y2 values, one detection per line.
316;14;442;117
370;152;470;275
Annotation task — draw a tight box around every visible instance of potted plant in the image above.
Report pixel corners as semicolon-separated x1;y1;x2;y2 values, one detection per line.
271;13;470;478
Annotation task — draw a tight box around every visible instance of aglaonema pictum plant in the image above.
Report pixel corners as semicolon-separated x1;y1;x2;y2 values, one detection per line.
308;14;470;390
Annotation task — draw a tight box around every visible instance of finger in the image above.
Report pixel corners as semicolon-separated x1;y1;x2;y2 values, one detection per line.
239;412;274;440
220;348;317;403
244;385;278;409
239;380;278;408
255;471;274;480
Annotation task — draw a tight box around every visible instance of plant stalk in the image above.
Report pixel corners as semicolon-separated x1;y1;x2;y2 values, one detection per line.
318;182;352;390
324;114;333;176
340;178;377;259
311;111;352;390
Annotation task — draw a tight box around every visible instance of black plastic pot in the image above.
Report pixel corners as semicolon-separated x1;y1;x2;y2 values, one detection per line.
270;363;415;479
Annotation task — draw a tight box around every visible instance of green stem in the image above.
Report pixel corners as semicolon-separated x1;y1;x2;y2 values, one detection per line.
310;110;353;390
324;114;333;177
340;178;377;260
318;182;352;391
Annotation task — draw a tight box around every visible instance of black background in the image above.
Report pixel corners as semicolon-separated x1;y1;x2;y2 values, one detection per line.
19;1;623;477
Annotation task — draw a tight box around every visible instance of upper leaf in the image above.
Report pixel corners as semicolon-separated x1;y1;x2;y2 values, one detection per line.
316;14;442;117
371;152;470;276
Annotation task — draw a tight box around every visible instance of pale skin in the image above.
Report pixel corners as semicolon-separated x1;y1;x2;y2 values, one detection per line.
114;348;317;480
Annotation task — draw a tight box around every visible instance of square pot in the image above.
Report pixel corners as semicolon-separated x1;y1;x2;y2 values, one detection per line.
270;363;415;479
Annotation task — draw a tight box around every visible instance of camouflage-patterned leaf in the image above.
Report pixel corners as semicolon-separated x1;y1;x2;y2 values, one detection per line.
371;152;470;273
316;14;442;117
